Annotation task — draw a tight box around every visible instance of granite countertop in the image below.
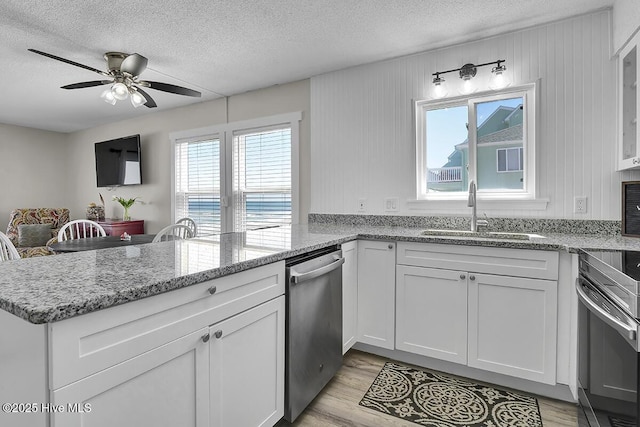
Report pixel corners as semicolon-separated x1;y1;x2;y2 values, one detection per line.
3;222;640;325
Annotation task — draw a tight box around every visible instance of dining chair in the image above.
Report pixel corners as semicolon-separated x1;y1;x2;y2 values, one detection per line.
152;224;194;243
0;231;21;261
176;217;198;237
58;219;107;242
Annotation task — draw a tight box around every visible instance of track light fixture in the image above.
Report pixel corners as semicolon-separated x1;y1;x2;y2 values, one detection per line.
432;59;508;98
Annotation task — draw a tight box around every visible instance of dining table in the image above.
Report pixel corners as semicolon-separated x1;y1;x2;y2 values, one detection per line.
48;234;158;253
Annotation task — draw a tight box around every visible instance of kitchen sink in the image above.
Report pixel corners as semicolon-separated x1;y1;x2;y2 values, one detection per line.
421;229;544;240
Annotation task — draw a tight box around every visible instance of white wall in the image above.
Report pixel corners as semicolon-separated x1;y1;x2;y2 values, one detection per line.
64;80;310;233
311;10;639;220
613;0;640;53
0;124;70;231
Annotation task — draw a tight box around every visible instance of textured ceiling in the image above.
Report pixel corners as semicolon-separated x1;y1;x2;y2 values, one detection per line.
1;0;613;133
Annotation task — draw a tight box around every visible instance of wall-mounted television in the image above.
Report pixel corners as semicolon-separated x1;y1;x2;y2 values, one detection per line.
95;134;142;187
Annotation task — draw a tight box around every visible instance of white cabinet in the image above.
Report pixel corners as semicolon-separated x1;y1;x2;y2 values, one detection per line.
52;296;285;427
357;240;396;350
52;327;210;427
396;265;467;364
49;262;285;389
48;262;285;427
467;273;557;385
341;240;358;354
618;30;640;170
209;296;284;427
395;242;559;385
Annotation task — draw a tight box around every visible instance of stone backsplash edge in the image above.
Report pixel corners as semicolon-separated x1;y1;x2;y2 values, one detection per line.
308;214;621;236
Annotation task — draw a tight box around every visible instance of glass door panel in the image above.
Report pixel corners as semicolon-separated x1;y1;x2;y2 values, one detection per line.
623;46;638;161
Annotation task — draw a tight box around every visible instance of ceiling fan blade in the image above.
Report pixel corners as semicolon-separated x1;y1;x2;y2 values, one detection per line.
28;49;108;76
61;80;112;90
134;87;157;108
120;53;148;76
142;81;201;97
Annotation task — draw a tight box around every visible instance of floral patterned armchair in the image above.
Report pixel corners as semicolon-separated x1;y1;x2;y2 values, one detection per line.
6;208;70;258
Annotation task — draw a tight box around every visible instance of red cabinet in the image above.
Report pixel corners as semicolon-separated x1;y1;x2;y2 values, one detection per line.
97;219;145;236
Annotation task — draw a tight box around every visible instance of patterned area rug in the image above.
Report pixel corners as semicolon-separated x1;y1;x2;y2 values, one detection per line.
360;362;543;427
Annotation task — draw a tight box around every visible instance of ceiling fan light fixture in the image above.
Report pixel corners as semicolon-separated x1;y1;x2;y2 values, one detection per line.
28;49;201;109
111;82;129;100
100;88;117;105
130;89;146;108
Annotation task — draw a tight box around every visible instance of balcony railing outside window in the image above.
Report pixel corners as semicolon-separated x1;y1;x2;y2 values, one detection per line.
427;166;462;183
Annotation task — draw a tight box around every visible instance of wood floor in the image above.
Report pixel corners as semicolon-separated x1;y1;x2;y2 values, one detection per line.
283;349;578;427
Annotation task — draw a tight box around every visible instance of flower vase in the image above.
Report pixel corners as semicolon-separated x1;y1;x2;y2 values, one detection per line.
123;206;131;221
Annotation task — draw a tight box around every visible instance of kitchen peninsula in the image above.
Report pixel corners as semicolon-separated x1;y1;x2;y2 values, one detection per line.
2;220;640;427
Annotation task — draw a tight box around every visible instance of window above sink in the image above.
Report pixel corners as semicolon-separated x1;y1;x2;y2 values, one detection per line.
414;83;537;202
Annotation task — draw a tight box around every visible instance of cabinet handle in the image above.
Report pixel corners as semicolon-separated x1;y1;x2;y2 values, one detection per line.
208;286;217;295
469;275;476;281
214;330;223;339
201;333;210;343
460;274;466;280
634;158;640;165
388;244;394;250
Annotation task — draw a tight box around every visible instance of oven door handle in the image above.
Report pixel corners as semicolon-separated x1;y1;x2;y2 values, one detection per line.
576;277;637;341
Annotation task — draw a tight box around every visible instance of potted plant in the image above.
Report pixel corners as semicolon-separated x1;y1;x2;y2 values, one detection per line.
112;196;139;221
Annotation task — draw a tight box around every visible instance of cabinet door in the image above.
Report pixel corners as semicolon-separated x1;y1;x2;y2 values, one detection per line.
357;240;396;350
51;328;210;427
396;265;467;364
467;273;557;385
618;31;640;170
209;296;284;427
342;240;358;354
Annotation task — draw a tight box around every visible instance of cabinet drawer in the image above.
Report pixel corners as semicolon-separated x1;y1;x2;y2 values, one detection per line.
49;261;285;390
396;242;558;280
98;219;145;236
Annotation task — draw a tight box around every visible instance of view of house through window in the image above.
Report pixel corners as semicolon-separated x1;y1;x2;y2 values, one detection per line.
475;97;524;191
426;104;468;192
497;147;524;172
418;85;533;199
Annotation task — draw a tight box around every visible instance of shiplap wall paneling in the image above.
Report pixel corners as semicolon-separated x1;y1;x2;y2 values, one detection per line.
311;11;640;220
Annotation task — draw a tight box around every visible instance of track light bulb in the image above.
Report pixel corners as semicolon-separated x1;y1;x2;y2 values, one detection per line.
460;78;475;95
432;75;447;99
490;63;509;90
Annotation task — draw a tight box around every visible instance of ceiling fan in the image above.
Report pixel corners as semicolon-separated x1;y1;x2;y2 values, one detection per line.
28;49;202;108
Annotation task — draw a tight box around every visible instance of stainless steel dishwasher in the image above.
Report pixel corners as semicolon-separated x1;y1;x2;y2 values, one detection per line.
284;245;344;422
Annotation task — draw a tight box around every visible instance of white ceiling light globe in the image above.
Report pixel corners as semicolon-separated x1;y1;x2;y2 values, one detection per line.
130;90;146;108
111;82;129;100
100;88;117;105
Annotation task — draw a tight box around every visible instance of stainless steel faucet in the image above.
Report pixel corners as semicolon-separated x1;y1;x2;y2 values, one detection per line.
467;180;488;232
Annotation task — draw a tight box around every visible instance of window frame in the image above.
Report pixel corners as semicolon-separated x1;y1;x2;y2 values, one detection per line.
231;125;293;232
414;82;537;201
173;134;223;235
496;147;524;173
170;112;301;233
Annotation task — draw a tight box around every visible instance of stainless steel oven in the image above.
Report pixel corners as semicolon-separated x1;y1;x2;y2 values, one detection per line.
578;250;640;426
